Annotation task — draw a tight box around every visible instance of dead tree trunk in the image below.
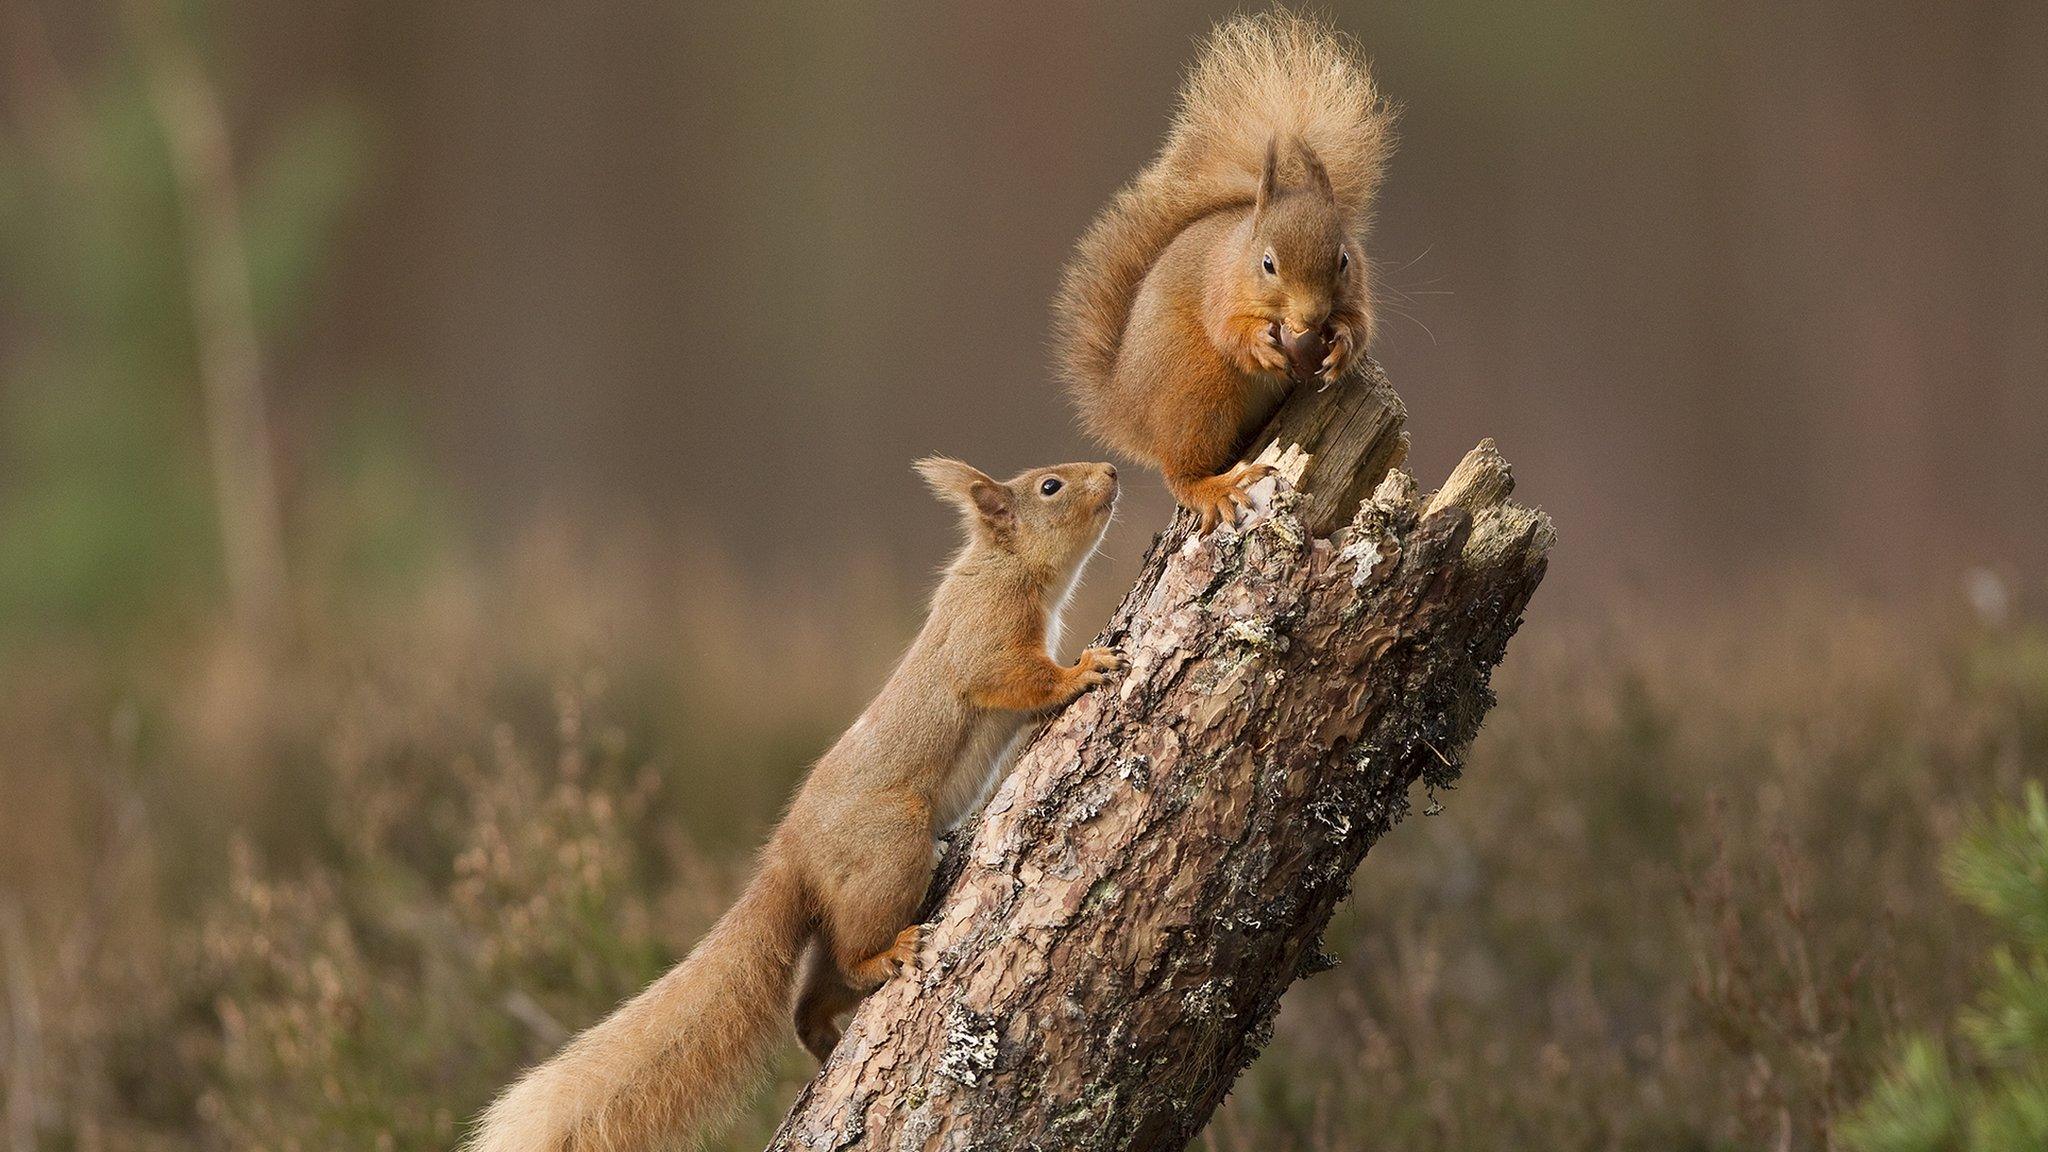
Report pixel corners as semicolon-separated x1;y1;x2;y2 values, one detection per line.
769;363;1552;1151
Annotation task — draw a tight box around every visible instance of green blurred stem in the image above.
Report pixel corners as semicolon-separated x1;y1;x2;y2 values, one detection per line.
128;0;289;644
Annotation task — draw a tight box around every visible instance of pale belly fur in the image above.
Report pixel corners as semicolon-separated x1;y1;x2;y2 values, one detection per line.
933;711;1031;831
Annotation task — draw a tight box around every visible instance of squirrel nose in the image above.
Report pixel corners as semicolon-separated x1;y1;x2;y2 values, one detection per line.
1287;314;1332;340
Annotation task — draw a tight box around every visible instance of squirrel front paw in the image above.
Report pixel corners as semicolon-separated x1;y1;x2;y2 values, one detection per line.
1244;323;1291;377
1219;316;1290;377
1075;646;1125;689
1179;462;1280;534
1319;324;1358;383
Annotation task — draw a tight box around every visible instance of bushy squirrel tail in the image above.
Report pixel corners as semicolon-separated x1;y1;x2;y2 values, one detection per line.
466;857;811;1152
1052;8;1395;424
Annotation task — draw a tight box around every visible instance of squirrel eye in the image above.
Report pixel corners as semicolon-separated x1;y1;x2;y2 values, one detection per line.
1261;252;1276;275
1039;476;1063;497
1339;250;1350;272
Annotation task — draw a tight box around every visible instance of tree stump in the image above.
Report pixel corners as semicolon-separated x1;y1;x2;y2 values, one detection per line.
767;361;1553;1151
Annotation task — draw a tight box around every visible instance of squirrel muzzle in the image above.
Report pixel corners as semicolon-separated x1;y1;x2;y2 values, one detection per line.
1088;463;1120;514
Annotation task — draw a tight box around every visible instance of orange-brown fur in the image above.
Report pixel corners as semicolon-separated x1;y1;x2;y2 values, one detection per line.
468;459;1120;1152
1053;10;1396;532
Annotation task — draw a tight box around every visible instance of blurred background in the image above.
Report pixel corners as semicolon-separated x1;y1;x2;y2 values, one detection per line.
2;2;2044;1150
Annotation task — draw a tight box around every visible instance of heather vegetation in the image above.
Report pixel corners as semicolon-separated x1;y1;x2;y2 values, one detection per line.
1;556;2039;1150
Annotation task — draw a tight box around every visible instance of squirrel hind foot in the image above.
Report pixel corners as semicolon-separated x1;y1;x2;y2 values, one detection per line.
1176;462;1279;535
796;1015;842;1064
844;924;927;992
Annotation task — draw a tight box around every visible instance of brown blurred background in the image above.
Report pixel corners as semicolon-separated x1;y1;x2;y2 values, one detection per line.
11;0;2046;627
3;4;2047;1150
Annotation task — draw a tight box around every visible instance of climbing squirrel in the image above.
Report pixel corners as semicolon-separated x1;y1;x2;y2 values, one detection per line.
1054;10;1397;532
467;458;1121;1152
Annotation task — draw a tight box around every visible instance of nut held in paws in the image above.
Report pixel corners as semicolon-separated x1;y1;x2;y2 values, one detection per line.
1278;324;1331;383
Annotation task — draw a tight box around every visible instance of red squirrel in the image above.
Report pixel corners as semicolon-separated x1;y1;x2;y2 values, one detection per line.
468;458;1120;1152
1055;11;1396;532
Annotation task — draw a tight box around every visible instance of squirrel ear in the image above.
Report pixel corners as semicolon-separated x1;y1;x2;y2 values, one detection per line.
915;456;992;503
1295;137;1334;203
915;456;1015;535
965;479;1015;535
1253;134;1279;227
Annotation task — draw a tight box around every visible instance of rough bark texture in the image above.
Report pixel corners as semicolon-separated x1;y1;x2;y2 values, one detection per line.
768;361;1553;1151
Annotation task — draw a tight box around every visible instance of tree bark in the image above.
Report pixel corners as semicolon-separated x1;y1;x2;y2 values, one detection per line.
768;362;1553;1151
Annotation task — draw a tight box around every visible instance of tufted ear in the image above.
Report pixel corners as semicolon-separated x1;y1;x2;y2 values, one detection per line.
915;457;1014;537
1252;133;1280;229
1295;136;1334;203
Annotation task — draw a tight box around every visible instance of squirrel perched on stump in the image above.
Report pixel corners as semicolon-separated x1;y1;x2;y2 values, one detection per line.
467;459;1121;1152
1055;10;1397;533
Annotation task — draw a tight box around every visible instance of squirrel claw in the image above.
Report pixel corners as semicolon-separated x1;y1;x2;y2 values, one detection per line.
847;923;928;992
1180;462;1279;536
1077;646;1125;688
1318;327;1356;386
1238;320;1290;376
884;924;928;980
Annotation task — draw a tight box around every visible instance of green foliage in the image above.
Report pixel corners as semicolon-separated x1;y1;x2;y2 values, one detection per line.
0;80;213;633
0;56;365;640
239;98;369;342
300;395;464;607
1842;783;2048;1152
